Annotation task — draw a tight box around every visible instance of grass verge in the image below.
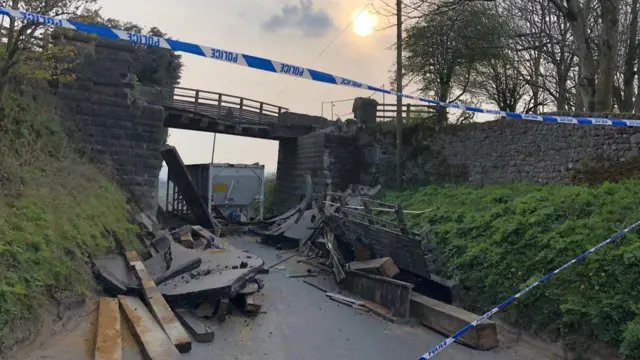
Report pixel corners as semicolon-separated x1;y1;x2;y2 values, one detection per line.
0;86;138;351
385;181;640;358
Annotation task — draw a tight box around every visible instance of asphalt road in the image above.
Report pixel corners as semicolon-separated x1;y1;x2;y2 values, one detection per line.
183;236;522;360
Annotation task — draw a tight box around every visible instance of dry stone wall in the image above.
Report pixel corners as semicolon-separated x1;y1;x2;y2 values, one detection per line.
359;117;640;188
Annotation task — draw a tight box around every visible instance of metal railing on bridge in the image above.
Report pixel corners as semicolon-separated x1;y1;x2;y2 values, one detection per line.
170;87;288;123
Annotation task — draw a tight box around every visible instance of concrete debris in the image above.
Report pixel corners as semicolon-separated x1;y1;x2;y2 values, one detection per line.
175;309;215;343
159;249;265;302
245;296;262;314
194;301;217;318
217;298;230;322
94;232;266;315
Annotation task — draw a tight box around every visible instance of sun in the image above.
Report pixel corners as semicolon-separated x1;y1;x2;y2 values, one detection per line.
352;10;377;37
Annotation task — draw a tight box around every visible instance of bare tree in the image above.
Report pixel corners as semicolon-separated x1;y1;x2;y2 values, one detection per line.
548;0;621;112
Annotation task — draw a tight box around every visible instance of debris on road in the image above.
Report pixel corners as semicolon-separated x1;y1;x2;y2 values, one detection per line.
325;292;368;312
175;309;215;343
287;273;318;278
125;251;192;353
346;257;399;278
410;293;499;350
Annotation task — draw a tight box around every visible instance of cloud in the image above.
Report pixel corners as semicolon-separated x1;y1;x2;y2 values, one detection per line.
261;0;334;37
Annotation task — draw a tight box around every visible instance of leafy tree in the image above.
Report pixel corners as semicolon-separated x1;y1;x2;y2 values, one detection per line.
401;2;509;123
0;0;94;102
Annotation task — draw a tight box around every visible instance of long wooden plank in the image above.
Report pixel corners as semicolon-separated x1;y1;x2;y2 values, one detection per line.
95;297;122;360
118;296;182;360
126;251;192;353
410;293;498;350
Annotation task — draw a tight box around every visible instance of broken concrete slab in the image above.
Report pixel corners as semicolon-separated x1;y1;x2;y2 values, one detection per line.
347;257;399;278
151;231;172;253
93;255;140;292
95;297;121;360
158;249;265;303
175;309;215;343
410;293;498;350
126;251;192;354
144;242;202;285
94;268;128;296
118;295;182;360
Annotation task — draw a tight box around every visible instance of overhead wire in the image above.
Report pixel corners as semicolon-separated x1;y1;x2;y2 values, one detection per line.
275;0;376;99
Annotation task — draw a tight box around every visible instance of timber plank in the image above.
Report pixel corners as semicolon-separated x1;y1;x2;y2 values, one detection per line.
125;251;192;353
95;297;122;360
118;296;182;360
410;293;498;350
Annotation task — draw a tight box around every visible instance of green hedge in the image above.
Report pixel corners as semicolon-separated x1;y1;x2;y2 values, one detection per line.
386;182;640;357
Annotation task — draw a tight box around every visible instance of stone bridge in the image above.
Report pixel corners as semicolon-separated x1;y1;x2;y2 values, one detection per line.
54;32;362;216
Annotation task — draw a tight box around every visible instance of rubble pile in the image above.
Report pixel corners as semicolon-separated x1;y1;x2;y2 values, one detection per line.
92;217;267;356
250;182;446;322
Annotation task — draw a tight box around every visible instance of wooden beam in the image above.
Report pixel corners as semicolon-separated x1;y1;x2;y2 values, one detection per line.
94;297;122;360
410;293;498;350
118;296;182;360
125;251;192;353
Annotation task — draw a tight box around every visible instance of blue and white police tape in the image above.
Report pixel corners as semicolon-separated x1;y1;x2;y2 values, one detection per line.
3;7;640;128
419;219;640;360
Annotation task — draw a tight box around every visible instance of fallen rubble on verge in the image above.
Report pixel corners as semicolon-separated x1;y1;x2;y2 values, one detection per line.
92;218;267;357
251;182;500;350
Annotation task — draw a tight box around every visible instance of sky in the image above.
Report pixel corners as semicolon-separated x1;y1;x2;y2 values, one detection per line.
98;0;399;177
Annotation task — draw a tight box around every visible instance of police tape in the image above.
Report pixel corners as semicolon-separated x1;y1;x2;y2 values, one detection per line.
419;219;640;359
2;7;640;127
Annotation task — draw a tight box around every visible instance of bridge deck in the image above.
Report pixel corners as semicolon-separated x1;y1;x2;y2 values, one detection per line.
164;87;322;140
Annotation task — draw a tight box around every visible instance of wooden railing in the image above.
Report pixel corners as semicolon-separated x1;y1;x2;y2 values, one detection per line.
377;103;435;122
170;87;287;123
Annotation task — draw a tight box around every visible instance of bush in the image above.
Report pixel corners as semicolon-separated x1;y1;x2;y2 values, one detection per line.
263;172;277;216
386;182;640;357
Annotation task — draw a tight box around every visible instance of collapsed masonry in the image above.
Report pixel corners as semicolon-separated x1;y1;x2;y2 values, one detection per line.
251;180;499;350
